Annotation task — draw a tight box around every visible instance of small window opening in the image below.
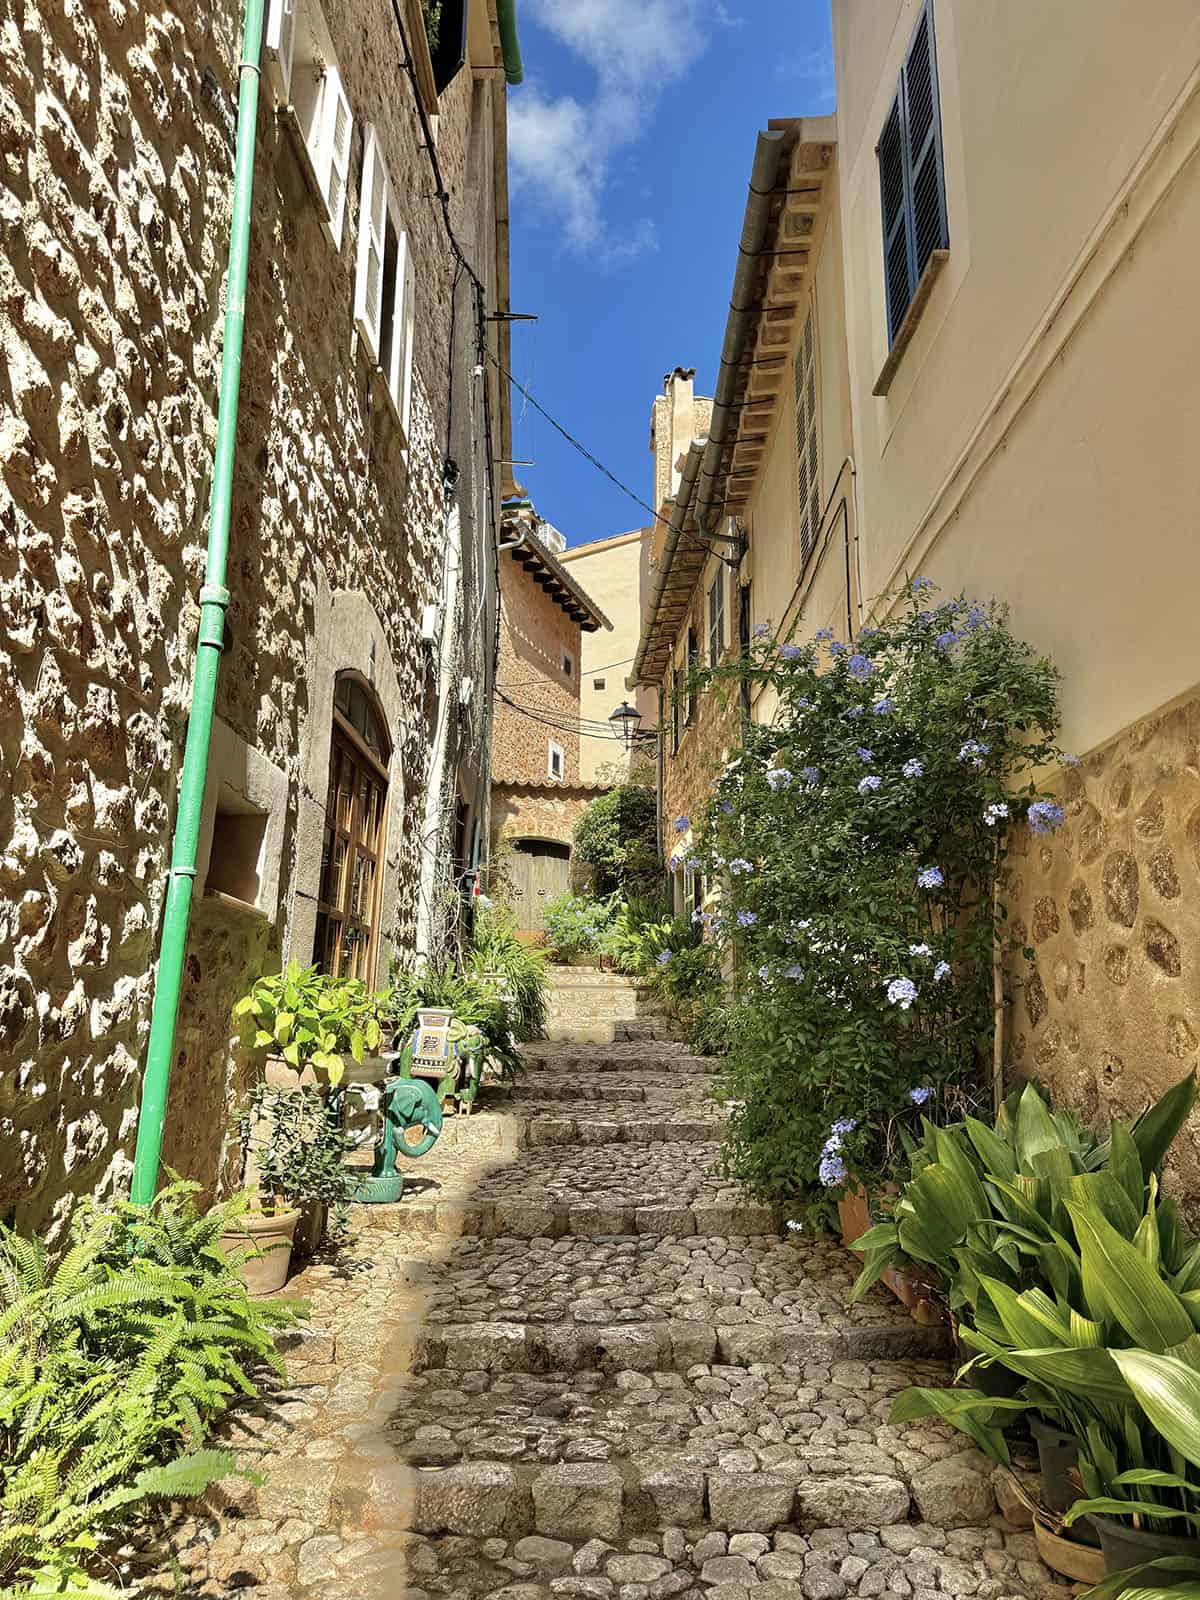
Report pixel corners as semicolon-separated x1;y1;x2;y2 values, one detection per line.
548;741;564;781
562;650;574;678
593;676;606;691
205;784;269;908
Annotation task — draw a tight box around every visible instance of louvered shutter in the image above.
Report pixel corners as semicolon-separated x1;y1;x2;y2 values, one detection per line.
903;3;948;288
319;67;352;248
355;125;388;364
265;0;298;100
794;309;819;566
878;0;948;346
390;231;416;434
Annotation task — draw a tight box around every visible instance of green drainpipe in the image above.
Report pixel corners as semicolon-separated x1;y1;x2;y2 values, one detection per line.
130;0;266;1205
496;0;523;85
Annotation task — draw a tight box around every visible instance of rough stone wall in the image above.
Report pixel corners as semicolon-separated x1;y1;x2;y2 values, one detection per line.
0;0;499;1231
661;589;740;858
493;549;583;785
491;783;597;850
1004;690;1200;1214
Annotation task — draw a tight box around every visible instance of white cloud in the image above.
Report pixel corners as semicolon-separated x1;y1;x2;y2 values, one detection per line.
509;0;728;257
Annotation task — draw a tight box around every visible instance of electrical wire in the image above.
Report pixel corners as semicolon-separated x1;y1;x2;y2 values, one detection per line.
490;355;742;569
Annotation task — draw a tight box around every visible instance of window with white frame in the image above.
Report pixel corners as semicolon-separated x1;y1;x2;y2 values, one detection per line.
354;125;417;432
547;741;564;781
266;0;352;249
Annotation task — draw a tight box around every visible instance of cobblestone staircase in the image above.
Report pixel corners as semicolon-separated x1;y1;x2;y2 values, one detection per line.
381;975;1062;1600
133;973;1062;1599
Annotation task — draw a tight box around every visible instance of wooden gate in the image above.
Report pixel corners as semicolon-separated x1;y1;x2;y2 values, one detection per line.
509;840;571;933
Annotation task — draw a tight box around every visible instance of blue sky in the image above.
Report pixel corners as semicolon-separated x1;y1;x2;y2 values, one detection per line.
505;1;836;548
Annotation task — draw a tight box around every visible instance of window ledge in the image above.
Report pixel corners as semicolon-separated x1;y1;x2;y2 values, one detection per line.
368;366;412;456
873;249;949;397
203;887;270;923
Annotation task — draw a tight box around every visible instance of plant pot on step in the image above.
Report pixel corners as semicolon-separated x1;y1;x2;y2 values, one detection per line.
1090;1514;1200;1576
292;1199;327;1257
1034;1519;1107;1586
218;1206;300;1297
1030;1414;1085;1516
838;1179;946;1328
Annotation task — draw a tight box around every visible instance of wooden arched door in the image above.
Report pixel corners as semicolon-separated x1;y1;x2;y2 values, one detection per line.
510;839;571;933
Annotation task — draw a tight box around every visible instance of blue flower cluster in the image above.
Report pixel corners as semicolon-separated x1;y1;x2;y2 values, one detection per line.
858;775;882;795
917;865;944;889
729;857;754;875
779;643;802;661
1028;799;1065;834
847;653;876;682
886;976;918;1009
819;1116;857;1187
766;768;793;791
957;740;990;768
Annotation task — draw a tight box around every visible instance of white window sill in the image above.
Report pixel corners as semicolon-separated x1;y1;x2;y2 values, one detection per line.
873;249;949;397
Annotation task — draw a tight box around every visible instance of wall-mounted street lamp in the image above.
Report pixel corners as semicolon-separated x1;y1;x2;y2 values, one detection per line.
608;701;643;749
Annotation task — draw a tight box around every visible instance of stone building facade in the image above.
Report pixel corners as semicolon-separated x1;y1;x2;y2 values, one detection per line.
490;501;611;931
0;0;516;1229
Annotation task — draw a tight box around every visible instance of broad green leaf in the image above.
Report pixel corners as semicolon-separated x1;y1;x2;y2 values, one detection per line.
1132;1072;1198;1177
349;1029;365;1064
273;1011;295;1046
1063;1496;1200;1529
1068;1309;1105;1348
252;1030;274;1050
1107;1120;1146;1218
281;1041;301;1066
1069;1202;1194;1352
849;1222;900;1253
963;1115;1018;1183
979;1276;1069;1349
1112;1349;1200;1471
895;1164;979;1264
1015;1082;1064;1166
232;996;257;1019
959;1328;1129;1404
888;1386;1012;1465
1070;1171;1142;1241
1113;1468;1198;1490
1073;1556;1200;1600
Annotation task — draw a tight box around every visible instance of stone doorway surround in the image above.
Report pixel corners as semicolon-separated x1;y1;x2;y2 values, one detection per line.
291;579;411;987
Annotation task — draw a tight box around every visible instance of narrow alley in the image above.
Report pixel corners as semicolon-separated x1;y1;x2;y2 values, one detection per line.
132;972;1059;1600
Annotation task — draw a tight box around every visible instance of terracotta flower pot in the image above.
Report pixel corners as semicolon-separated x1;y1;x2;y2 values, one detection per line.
1034;1519;1107;1586
292;1199;328;1257
838;1178;947;1327
218;1206;300;1297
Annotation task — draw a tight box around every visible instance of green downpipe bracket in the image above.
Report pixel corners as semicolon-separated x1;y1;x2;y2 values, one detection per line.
496;0;523;85
130;0;266;1205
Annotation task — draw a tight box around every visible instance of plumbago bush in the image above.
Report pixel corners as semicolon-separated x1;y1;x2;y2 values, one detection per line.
688;578;1071;1214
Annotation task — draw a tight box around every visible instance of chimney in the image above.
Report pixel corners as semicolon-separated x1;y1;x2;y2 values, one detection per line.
649;366;699;515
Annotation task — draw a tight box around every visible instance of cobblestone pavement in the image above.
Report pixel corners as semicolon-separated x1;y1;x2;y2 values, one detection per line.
130;980;1065;1600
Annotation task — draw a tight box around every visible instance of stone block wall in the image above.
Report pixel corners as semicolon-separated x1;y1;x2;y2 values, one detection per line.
493;548;584;786
0;0;502;1231
661;584;740;857
1004;690;1200;1213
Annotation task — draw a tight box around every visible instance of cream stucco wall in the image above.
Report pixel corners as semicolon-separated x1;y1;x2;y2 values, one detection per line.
562;530;654;783
832;0;1200;758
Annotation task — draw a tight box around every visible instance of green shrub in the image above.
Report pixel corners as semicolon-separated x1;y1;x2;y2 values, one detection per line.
688;991;736;1057
599;897;676;975
233;962;383;1087
232;1084;356;1223
542;892;617;963
689;580;1068;1208
0;1183;301;1594
573;786;661;898
468;905;549;1040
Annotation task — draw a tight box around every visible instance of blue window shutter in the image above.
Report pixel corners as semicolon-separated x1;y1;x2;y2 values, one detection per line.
878;0;948;346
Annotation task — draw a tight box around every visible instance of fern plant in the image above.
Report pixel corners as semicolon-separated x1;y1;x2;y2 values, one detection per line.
0;1183;303;1593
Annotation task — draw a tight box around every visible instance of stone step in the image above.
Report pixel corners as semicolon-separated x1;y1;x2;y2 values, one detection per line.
543;1016;679;1045
520;1048;717;1076
399;1522;1049;1598
506;1074;720;1104
436;1109;722;1150
396;1313;947;1377
388;1234;946;1361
